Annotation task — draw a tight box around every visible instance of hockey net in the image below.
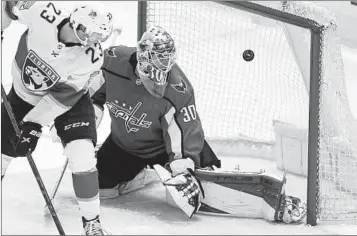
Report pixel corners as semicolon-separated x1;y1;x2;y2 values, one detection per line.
140;1;357;222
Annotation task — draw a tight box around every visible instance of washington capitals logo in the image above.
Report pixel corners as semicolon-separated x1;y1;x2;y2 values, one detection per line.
106;101;152;133
171;77;187;93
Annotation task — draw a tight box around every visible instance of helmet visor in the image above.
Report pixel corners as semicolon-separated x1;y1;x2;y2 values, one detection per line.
149;50;176;73
137;49;176;85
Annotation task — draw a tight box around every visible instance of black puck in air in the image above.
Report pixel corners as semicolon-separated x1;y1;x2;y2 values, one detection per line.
243;49;254;61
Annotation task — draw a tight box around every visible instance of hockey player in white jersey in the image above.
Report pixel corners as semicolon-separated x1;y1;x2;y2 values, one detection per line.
1;2;114;234
88;26;307;224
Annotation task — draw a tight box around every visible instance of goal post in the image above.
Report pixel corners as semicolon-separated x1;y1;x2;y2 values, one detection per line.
137;1;357;225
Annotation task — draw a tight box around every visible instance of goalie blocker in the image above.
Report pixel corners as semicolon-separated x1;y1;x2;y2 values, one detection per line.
165;168;306;224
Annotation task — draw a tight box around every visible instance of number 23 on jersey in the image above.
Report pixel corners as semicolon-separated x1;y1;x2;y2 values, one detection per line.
40;2;61;23
40;2;103;65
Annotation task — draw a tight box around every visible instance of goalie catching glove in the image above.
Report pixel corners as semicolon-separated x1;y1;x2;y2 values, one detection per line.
154;158;204;218
167;159;205;212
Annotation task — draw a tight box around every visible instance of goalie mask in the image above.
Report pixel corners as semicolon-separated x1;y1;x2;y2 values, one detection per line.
70;4;113;46
136;26;176;98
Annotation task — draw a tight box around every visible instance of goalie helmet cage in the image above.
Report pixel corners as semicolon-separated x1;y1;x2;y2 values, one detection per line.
137;1;357;225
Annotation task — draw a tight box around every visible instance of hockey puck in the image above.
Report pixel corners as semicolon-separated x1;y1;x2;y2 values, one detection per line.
243;49;254;62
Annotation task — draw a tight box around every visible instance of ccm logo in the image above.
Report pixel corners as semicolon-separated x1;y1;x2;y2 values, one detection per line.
29;130;42;137
64;122;90;130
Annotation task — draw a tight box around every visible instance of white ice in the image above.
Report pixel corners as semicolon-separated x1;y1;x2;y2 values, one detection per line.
1;1;357;235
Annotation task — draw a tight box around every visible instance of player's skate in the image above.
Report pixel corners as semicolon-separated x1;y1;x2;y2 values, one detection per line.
82;215;107;235
99;166;159;199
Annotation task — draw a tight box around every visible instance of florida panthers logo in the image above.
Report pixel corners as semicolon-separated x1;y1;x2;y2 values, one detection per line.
24;66;51;90
22;50;60;91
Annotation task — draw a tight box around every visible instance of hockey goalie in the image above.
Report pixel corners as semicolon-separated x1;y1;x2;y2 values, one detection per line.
51;26;307;224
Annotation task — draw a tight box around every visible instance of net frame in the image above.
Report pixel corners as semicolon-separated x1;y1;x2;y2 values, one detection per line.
137;1;352;226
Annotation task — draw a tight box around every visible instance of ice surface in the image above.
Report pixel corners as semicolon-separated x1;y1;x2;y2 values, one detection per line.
1;1;356;235
1;142;356;235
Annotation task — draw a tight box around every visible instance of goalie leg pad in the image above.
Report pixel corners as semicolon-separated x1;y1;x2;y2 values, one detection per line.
195;169;284;202
118;167;159;195
99;167;159;199
195;169;305;223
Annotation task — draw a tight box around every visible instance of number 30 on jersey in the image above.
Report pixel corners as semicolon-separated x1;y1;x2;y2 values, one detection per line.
181;105;197;123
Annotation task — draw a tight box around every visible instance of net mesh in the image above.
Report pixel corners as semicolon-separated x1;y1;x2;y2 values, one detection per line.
144;1;357;220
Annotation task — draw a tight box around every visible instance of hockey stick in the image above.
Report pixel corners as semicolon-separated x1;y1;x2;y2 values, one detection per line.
44;157;69;213
1;85;66;236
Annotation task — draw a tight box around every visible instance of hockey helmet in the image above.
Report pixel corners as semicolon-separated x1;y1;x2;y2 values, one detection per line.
70;4;113;46
137;26;176;86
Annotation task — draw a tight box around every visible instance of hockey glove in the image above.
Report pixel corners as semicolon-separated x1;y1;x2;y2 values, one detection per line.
165;158;204;216
15;121;42;156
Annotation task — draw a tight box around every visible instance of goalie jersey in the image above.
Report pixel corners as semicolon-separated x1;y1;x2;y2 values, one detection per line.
91;46;205;166
4;1;103;126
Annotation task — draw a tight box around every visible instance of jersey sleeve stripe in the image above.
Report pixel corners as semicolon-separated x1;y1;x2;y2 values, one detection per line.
49;83;87;108
164;106;183;160
88;71;105;97
14;30;29;70
4;1;19;20
47;93;71;110
23;95;70;126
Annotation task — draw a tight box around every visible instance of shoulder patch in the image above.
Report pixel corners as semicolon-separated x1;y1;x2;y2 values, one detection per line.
22;50;61;91
171;76;188;94
106;47;117;57
18;1;35;10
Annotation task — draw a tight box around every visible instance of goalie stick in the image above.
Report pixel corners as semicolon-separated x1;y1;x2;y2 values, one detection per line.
1;85;66;236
